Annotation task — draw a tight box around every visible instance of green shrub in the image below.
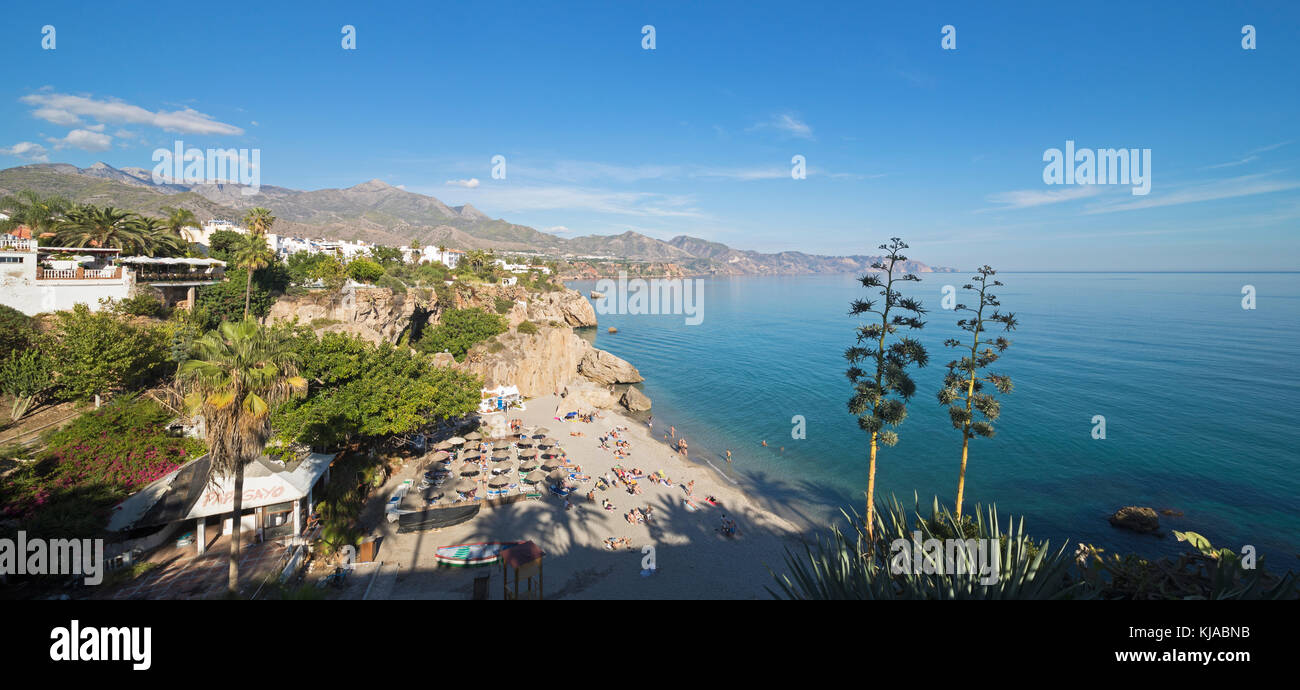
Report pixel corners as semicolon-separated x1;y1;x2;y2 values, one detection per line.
346;258;385;284
493;297;514;314
110;293;168;319
0;304;35;359
46;304;168;401
0;349;54;420
517;320;539;335
413;308;507;362
377;274;406;294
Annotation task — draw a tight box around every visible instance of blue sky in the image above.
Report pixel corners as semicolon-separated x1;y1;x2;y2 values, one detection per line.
2;1;1297;270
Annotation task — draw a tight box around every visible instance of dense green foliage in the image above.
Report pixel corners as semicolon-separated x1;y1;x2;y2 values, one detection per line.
45;304;168;401
206;229;246;263
272;329;481;448
0;304;36;360
194;267;278;327
413;308;507;362
493;297;514;314
516;320;539;335
0;349;54;420
346;257;385;284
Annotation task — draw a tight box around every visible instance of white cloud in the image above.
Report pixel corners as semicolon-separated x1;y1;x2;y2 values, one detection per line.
20;92;244;135
747;113;814;139
985;186;1101;210
446;178;481;188
48;128;113;152
1084;173;1300;214
1;141;49;161
458;185;706;220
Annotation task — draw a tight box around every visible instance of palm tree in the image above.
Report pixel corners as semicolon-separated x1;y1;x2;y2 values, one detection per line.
160;206;201;243
845;238;928;541
243;207;275;237
0;190;71;237
938;266;1017;520
178;320;306;595
231;234;275;319
128;216;187;257
53;205;149;253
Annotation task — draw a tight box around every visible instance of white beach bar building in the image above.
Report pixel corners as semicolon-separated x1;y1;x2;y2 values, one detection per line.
108;451;338;556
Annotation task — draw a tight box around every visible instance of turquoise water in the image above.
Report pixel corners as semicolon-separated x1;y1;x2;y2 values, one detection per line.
568;273;1300;564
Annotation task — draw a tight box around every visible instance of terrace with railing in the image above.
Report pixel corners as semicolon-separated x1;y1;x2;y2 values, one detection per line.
0;236;36;252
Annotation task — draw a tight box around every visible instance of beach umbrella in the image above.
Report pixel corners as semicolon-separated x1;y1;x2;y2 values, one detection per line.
517;448;538;458
488;474;511;487
491;449;511;458
460;450;481;460
457;463;481;476
516;438;533;447
465;431;482;440
547;469;568;482
492;456;512;466
518;460;538;472
447;436;466;446
540;451;559;459
541;458;561;470
534;427;549;435
491;463;514;474
524;469;547;484
453;478;478;493
425;486;444;499
430;450;450;462
434;441;453;451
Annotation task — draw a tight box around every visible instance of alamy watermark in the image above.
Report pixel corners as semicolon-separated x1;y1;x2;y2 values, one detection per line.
1;531;104;585
890;533;1001;585
593;272;704;325
152;140;260;194
1043;140;1150;196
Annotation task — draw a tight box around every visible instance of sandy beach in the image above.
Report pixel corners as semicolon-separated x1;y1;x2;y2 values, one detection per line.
361;394;807;600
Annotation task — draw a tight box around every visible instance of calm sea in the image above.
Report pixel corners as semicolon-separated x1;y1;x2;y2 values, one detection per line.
568;273;1300;564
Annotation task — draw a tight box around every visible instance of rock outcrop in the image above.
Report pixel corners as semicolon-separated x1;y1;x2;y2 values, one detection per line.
577;349;644;385
268;286;415;343
1108;506;1160;534
458;325;590;398
561;378;619;411
620;386;652;411
526;290;598;328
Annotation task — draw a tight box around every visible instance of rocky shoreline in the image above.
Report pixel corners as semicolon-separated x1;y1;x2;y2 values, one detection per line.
267;283;652;413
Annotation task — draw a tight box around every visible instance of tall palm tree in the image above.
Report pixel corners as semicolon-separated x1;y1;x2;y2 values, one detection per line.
160;206;201;243
231;234;275;319
0;190;72;237
242;207;275;237
53;205;149;253
178;320;306;595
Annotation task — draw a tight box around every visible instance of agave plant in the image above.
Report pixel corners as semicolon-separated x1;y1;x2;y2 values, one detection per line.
1075;532;1299;600
769;495;1084;600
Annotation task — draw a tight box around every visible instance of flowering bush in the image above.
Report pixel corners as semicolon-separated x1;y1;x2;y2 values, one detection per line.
0;397;204;538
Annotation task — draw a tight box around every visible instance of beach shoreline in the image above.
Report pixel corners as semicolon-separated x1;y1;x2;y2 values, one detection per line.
372;393;808;599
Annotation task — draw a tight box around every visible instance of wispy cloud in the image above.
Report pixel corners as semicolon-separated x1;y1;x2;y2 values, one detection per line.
20;91;244;136
1084;173;1300;214
747;113;814;140
984;186;1102;210
445;178;480;188
445;184;706;220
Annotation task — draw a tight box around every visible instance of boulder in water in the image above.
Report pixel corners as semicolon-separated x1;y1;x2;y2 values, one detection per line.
1108;506;1160;534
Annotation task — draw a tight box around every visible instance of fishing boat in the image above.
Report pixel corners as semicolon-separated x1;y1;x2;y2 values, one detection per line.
434;541;526;567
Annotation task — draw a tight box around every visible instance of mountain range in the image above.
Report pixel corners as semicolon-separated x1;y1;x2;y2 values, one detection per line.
0;162;955;275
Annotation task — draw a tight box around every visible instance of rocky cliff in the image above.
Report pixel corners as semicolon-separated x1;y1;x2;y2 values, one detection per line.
268;285;645;408
267;286;417;343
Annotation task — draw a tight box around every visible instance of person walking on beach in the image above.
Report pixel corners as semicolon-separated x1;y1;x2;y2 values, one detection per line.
725;449;732;464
